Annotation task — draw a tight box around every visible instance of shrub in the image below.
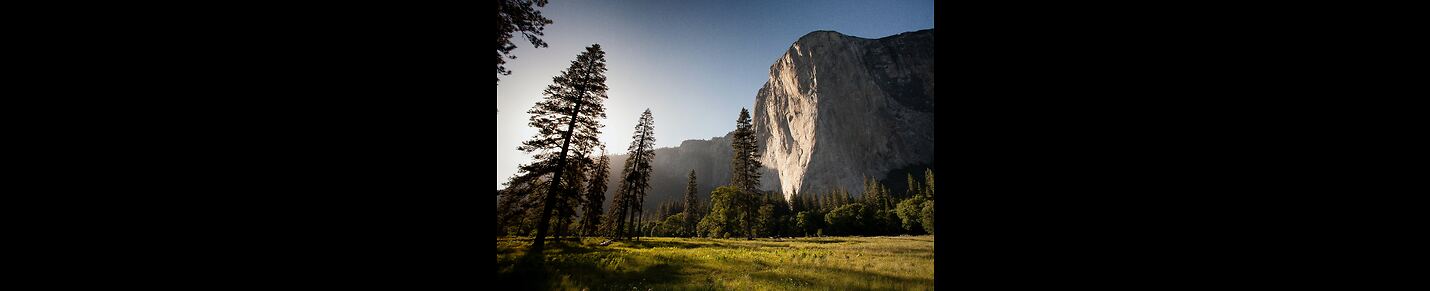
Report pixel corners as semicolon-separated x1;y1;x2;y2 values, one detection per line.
897;196;927;234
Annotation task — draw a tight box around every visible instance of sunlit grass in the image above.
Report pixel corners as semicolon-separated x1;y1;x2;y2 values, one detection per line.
496;236;934;290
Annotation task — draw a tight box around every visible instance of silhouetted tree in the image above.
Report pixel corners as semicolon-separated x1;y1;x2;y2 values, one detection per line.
517;44;608;254
496;177;542;236
788;190;802;213
553;157;590;239
500;166;587;239
682;170;700;236
497;0;553;85
730;108;762;239
578;150;610;236
609;109;655;240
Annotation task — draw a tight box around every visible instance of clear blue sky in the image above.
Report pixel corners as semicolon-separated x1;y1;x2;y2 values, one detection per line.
497;0;934;189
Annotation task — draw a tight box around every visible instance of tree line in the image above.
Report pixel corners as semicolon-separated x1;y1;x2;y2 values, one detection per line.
512;166;939;239
639;169;935;238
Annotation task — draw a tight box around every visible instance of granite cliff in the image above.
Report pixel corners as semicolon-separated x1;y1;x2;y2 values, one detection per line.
753;29;935;199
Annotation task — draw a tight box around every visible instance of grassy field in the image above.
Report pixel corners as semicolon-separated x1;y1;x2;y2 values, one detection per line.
496;236;934;290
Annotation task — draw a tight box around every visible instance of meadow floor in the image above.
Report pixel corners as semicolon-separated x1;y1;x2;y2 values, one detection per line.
495;235;934;290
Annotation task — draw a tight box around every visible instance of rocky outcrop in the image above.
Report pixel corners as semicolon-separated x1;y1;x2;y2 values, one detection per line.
753;29;935;199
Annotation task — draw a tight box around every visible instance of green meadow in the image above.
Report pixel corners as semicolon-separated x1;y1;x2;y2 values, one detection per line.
496;236;935;290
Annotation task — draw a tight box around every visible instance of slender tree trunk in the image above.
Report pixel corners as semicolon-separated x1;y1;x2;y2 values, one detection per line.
615;127;650;241
530;77;587;254
615;195;629;239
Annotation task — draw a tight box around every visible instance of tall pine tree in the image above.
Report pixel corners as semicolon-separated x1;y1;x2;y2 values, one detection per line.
789;189;803;213
730;108;762;239
682;170;699;237
516;44;607;254
906;173;922;201
609;109;655;240
924;168;935;199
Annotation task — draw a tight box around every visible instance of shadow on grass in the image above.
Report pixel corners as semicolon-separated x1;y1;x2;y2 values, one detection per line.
558;255;686;290
495;251;554;290
615;239;709;249
547;240;602;255
496;240;692;290
613;238;768;251
748;264;935;290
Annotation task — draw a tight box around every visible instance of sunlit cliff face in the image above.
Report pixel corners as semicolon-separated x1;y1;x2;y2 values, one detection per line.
753;29;936;200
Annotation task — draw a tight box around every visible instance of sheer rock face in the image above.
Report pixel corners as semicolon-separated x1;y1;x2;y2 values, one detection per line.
598;29;934;209
753;29;935;200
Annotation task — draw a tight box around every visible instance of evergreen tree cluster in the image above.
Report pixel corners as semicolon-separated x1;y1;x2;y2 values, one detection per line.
660;168;935;239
